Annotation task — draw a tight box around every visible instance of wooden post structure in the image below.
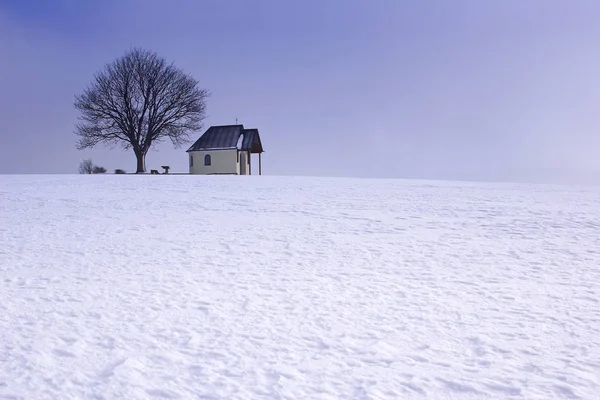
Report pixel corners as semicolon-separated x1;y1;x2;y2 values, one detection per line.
248;151;251;175
259;153;262;175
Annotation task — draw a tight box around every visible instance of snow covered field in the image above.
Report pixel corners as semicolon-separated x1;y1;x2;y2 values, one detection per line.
1;174;599;399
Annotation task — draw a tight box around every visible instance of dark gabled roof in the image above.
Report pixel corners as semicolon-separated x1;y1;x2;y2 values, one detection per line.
241;128;264;153
186;125;242;151
186;125;264;153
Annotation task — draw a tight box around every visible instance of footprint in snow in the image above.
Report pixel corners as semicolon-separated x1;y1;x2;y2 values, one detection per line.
53;349;76;358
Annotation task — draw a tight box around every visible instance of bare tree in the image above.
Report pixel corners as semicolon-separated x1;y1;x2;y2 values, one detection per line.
74;48;209;173
79;159;94;174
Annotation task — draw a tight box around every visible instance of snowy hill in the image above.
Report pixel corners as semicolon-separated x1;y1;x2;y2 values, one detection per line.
1;174;599;399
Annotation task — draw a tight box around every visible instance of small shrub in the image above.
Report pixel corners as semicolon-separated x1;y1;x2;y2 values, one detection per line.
92;166;107;174
115;169;126;174
78;159;94;174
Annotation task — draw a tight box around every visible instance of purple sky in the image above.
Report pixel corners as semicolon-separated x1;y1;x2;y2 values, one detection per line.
1;0;600;183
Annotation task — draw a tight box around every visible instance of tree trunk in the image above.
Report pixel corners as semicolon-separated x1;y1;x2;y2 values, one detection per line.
135;150;147;173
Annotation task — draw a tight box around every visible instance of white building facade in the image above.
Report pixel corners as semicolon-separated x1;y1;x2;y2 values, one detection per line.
186;125;264;175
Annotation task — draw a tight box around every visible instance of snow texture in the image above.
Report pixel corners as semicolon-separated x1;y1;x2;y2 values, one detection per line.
1;175;599;399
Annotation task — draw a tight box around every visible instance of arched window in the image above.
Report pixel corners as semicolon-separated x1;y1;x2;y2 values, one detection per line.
204;154;211;166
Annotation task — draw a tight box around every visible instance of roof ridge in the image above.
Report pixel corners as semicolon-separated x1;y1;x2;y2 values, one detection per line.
210;124;243;128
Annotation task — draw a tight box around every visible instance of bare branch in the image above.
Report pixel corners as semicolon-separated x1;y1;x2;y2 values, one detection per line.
78;159;94;174
73;47;209;172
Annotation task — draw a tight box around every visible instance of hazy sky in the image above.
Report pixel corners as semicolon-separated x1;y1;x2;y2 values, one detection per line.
1;0;600;183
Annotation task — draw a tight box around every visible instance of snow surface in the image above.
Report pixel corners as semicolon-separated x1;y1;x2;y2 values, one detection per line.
1;174;600;399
